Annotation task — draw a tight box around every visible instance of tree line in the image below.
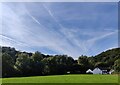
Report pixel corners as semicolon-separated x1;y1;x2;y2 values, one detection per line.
1;46;120;77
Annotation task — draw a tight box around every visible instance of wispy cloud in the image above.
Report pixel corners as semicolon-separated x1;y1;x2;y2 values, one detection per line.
1;2;118;58
42;3;64;28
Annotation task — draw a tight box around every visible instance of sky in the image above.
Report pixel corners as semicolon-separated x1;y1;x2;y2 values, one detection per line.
0;2;118;59
0;0;119;2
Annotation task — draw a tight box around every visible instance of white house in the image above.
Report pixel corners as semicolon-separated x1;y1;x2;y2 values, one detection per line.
86;69;93;74
92;67;102;74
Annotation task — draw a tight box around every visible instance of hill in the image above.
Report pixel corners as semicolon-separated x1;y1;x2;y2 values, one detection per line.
1;46;120;77
93;48;120;68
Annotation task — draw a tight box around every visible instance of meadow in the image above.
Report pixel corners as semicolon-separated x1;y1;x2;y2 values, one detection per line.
2;74;119;83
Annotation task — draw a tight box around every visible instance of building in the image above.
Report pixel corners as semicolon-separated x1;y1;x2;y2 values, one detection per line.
102;70;108;74
92;67;102;74
86;67;114;74
86;69;93;74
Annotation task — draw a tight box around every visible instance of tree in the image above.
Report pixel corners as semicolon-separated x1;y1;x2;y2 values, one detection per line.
78;55;88;65
29;51;45;75
78;55;91;73
14;53;31;76
2;53;16;77
2;47;17;61
114;59;120;73
42;55;74;75
88;57;95;69
95;62;108;68
2;46;120;77
32;51;43;62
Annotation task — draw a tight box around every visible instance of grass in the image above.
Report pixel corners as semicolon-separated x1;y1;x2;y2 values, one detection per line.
2;74;119;83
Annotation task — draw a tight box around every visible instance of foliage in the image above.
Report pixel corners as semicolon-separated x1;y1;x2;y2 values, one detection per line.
113;59;120;72
1;46;120;77
14;53;31;76
2;53;17;77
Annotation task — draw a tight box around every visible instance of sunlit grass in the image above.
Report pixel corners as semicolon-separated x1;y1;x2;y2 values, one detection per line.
2;74;118;83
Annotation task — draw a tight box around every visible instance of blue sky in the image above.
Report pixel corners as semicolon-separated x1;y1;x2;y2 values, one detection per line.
0;2;118;59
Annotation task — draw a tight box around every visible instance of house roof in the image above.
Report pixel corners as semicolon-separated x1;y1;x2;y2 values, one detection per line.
93;67;102;71
86;69;93;73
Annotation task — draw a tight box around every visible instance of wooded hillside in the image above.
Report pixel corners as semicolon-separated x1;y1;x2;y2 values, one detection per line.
1;46;120;77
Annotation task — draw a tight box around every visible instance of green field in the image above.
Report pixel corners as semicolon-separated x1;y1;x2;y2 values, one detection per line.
2;74;119;83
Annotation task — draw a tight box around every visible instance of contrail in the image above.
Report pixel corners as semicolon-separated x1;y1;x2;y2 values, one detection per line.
27;11;42;25
42;4;64;28
0;34;30;47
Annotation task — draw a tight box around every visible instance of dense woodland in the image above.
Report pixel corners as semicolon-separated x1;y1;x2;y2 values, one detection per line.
1;46;120;77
